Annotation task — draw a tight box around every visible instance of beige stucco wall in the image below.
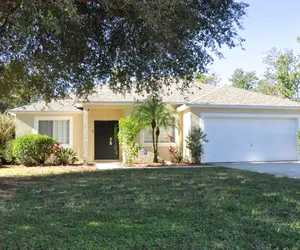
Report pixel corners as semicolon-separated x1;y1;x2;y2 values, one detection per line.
15;113;83;159
87;109;125;161
86;105;179;162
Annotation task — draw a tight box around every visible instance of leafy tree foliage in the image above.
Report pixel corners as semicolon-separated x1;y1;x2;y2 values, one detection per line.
263;48;300;100
0;0;248;101
0;61;40;111
195;72;221;86
255;79;279;97
133;97;177;163
229;68;258;90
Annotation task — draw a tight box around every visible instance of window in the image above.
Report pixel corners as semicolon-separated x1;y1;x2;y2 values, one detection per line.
142;128;176;144
34;117;72;147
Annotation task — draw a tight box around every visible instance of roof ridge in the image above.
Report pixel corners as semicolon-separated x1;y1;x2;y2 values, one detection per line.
189;85;225;104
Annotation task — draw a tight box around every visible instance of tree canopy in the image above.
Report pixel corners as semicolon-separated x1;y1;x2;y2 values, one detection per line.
229;47;300;101
0;0;248;102
229;68;258;90
263;48;300;100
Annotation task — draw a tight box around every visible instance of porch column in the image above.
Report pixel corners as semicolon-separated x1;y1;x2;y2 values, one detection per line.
83;108;89;165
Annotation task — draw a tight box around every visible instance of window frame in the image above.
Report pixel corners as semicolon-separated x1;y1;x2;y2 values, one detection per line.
33;116;73;148
140;127;177;147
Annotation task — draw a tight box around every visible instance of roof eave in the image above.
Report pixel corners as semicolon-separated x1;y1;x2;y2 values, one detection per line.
177;104;300;112
8;110;83;115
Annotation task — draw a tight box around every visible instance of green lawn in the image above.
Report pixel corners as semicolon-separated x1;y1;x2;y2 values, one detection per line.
1;167;300;249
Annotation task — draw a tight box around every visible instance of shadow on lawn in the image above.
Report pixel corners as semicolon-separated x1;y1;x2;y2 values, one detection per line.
1;168;300;249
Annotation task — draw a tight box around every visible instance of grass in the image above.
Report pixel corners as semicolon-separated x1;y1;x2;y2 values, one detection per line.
1;166;300;249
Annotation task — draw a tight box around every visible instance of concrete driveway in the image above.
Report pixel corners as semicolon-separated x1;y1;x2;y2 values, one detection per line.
218;162;300;178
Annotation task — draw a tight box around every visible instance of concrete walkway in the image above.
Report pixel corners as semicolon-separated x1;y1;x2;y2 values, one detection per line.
218;162;300;178
95;162;121;170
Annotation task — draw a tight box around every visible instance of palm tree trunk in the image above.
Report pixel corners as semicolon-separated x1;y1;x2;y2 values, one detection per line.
152;127;158;163
154;127;160;163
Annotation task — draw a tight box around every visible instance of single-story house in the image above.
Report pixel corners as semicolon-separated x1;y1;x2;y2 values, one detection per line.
9;83;300;163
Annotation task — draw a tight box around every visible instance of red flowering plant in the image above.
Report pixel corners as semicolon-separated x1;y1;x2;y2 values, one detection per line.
53;141;78;165
53;141;62;153
167;134;183;163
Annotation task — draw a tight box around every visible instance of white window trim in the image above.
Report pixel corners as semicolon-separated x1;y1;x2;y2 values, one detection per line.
140;128;178;147
33;116;73;148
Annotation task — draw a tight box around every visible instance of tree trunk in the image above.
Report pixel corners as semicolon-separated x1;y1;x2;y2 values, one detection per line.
152;127;158;163
154;127;160;163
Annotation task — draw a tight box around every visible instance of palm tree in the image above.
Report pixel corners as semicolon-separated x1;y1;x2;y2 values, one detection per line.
133;97;177;163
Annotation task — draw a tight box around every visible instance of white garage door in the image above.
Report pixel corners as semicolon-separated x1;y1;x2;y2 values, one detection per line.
203;117;298;162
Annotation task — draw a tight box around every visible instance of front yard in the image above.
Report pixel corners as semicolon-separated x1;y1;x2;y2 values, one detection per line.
1;166;299;249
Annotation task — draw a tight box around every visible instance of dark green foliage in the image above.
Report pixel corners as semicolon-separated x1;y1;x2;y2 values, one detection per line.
12;134;56;166
0;61;40;111
186;127;208;163
0;0;248;100
55;148;78;166
0;168;299;249
118;115;142;164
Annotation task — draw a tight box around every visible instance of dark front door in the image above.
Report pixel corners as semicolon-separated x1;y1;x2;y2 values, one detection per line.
94;121;119;160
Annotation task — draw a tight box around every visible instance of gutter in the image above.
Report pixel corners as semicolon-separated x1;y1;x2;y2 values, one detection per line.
8;111;83;115
177;104;300;112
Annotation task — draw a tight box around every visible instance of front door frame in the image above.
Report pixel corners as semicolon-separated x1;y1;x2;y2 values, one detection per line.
94;120;120;160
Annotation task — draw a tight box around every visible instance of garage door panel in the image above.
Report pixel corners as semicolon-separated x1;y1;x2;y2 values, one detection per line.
203;117;298;162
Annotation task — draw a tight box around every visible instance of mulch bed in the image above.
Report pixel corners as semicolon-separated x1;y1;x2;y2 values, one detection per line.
0;164;96;170
120;162;209;168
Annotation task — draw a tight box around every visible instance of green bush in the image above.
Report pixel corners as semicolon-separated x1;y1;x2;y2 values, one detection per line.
185;127;208;164
12;134;56;166
118;115;142;164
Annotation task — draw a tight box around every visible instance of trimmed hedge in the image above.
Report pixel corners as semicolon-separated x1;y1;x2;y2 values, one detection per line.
12;134;56;166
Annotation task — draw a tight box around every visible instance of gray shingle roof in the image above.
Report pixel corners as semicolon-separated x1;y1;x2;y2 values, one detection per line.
189;85;300;107
9;98;81;113
9;83;300;113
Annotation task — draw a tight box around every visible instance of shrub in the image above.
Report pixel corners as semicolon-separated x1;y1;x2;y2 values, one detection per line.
0;112;15;145
12;134;56;166
53;142;78;165
185;127;208;164
3;140;15;163
118;115;142;164
0;112;15;163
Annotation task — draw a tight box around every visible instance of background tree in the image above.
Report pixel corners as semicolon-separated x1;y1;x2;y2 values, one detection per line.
0;0;248;101
195;72;221;86
0;60;40;111
255;79;279;97
263;47;300;100
229;68;259;90
133;98;177;163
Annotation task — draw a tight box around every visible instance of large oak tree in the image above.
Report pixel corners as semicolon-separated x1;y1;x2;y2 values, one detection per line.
0;0;248;102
